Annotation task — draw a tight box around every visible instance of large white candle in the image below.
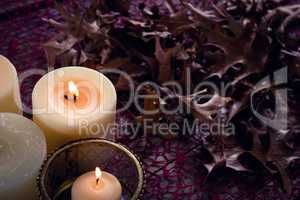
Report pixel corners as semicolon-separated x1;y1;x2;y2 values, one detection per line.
72;167;122;200
0;113;46;199
32;67;117;152
0;55;22;114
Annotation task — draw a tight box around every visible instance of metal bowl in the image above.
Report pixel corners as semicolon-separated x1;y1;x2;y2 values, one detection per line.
37;139;145;200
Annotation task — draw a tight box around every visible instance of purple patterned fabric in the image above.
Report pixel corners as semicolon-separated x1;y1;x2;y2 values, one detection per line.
0;1;300;200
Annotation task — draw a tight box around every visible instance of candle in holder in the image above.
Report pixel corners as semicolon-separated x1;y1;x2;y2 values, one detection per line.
0;113;46;199
72;167;122;200
32;67;117;151
0;55;22;113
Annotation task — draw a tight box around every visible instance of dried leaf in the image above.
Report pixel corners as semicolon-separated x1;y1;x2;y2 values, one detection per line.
200;134;251;183
44;34;78;68
181;91;231;121
135;85;162;134
155;36;182;83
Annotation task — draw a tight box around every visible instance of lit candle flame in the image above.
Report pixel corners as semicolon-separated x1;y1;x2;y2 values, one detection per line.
95;167;102;185
68;81;79;98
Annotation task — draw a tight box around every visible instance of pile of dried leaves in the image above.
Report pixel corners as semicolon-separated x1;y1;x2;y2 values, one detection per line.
44;0;300;195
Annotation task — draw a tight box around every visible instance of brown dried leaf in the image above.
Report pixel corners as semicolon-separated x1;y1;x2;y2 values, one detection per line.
265;128;300;194
204;147;249;174
155;8;193;34
135;85;162;134
181;91;232;121
155;36;182;83
98;58;130;69
43;34;78;68
183;3;271;82
201;134;251;181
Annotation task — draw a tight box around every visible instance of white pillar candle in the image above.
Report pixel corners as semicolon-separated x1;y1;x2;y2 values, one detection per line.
0;55;22;114
0;113;47;199
32;67;117;152
72;167;122;200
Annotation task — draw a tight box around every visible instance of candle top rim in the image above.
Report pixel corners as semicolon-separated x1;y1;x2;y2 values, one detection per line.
32;66;117;125
33;66;116;93
33;66;117;108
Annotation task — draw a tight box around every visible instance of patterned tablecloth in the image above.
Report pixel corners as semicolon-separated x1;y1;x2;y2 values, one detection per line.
0;1;300;200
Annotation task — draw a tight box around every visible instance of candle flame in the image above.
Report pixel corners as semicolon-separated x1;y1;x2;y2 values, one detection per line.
68;81;79;97
95;167;102;184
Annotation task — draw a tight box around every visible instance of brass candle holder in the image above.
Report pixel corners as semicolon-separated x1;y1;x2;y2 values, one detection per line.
37;139;145;200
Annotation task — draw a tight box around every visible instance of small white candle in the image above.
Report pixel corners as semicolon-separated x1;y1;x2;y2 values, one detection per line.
72;167;122;200
32;67;117;151
0;113;47;199
0;55;22;114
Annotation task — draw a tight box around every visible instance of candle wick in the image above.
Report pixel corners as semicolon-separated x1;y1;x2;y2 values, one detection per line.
96;178;100;185
73;95;77;102
64;94;78;102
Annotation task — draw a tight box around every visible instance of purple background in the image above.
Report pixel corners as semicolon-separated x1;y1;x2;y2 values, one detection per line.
0;1;300;199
